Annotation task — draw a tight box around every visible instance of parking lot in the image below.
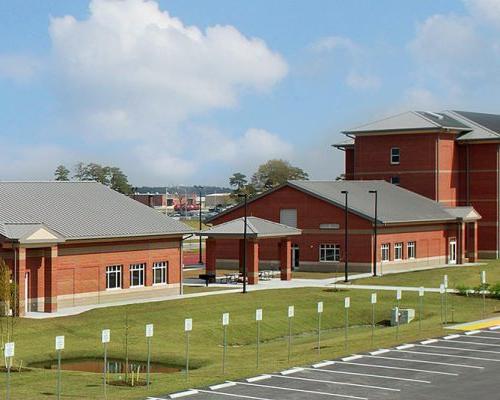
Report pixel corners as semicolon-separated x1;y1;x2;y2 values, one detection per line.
156;326;500;400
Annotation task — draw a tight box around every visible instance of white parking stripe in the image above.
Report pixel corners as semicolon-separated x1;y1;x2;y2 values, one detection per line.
417;343;500;354
229;381;367;400
270;374;400;392
335;360;458;375
365;355;484;369
199;389;275;400
437;339;500;348
464;330;482;335
304;367;431;383
210;383;237;390
394;349;500;362
457;335;500;341
489;326;500;331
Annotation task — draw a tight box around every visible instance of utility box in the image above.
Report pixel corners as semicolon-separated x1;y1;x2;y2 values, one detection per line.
391;308;415;326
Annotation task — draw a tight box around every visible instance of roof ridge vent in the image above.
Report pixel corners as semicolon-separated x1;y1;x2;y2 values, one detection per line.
424;111;443;120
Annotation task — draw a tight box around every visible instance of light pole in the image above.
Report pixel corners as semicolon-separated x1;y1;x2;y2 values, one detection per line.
195;186;204;264
369;190;378;277
238;193;248;294
341;190;349;282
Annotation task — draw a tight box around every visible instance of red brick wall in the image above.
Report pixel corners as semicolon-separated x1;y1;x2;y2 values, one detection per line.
352;132;439;199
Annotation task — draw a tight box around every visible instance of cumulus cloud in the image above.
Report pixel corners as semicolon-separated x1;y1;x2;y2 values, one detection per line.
47;0;289;182
0;53;41;83
309;35;381;91
404;0;500;110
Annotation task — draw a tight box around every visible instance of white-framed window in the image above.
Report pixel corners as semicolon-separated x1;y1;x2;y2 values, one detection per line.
381;243;390;262
391;147;400;165
106;265;122;289
390;176;400;185
153;261;167;284
319;244;340;262
394;242;403;260
130;263;145;287
407;241;416;259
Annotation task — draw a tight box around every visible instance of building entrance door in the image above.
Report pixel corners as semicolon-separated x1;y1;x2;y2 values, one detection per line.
291;245;299;269
449;239;457;264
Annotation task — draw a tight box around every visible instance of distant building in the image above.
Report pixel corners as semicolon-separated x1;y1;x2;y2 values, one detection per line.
205;193;231;209
0;182;192;316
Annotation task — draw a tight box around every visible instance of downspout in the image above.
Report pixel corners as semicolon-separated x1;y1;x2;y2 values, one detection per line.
179;234;194;295
435;135;440;202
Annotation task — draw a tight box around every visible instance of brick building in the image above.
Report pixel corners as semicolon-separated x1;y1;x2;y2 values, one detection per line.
207;180;480;276
0;182;192;315
335;110;500;259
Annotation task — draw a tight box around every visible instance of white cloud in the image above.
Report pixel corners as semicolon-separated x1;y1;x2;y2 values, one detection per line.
311;36;358;53
47;0;288;182
465;0;500;25
346;71;381;90
404;1;500;110
0;53;41;83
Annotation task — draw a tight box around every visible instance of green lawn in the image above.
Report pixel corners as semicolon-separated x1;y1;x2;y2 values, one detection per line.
0;283;498;399
354;261;500;288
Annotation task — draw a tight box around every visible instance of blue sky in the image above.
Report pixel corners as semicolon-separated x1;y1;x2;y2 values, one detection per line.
1;0;499;186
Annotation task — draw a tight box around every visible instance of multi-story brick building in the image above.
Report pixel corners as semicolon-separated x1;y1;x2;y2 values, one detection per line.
335;110;500;259
0;181;192;315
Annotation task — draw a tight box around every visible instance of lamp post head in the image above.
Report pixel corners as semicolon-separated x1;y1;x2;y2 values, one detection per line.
369;190;377;194
341;190;348;195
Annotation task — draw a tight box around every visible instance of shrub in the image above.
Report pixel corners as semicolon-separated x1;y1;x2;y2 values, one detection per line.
456;284;471;296
489;282;500;299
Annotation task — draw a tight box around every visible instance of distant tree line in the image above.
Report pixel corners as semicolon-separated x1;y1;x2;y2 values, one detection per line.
229;159;309;199
54;163;133;195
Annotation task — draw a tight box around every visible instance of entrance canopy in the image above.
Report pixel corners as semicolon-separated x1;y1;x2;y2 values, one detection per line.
199;217;301;284
200;216;301;239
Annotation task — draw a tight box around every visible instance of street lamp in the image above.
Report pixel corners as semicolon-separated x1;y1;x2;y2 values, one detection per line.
369;190;378;277
194;186;204;264
341;190;349;282
238;193;248;294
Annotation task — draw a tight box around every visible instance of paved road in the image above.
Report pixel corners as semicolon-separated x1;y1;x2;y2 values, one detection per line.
155;326;500;400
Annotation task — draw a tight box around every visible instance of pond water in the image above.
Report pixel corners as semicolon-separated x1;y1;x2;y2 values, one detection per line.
31;358;181;374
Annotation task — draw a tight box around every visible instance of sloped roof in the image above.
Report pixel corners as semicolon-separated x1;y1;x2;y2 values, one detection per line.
201;216;301;238
288;180;464;224
441;207;481;222
445;110;500;141
208;180;480;226
0;181;193;241
342;111;470;135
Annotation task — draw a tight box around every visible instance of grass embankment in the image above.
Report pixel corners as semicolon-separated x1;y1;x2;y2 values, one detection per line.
0;282;498;399
354;262;500;288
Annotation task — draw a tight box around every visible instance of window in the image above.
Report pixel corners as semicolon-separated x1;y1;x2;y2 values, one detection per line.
130;263;145;287
407;241;416;259
391;147;400;164
390;176;400;185
381;244;390;262
394;242;403;260
319;244;340;262
106;265;122;289
153;261;167;284
280;209;297;228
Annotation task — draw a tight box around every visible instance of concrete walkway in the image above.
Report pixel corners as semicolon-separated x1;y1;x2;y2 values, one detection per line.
25;273;371;319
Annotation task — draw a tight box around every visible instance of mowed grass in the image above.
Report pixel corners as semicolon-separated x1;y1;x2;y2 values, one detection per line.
0;284;499;399
354;261;500;288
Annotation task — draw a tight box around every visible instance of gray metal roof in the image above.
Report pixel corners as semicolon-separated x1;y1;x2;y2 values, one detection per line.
287;180;480;224
0;181;193;241
441;207;481;222
342;111;470;135
445;110;500;141
332;137;355;149
201;216;301;238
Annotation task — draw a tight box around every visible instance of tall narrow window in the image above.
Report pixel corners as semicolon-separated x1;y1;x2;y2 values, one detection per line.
407;241;416;259
130;263;145;287
391;147;400;165
381;243;390;262
319;244;340;262
106;265;122;289
153;261;168;284
394;242;403;260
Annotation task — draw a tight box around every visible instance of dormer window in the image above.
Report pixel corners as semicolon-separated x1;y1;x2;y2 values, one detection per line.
391;147;400;165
